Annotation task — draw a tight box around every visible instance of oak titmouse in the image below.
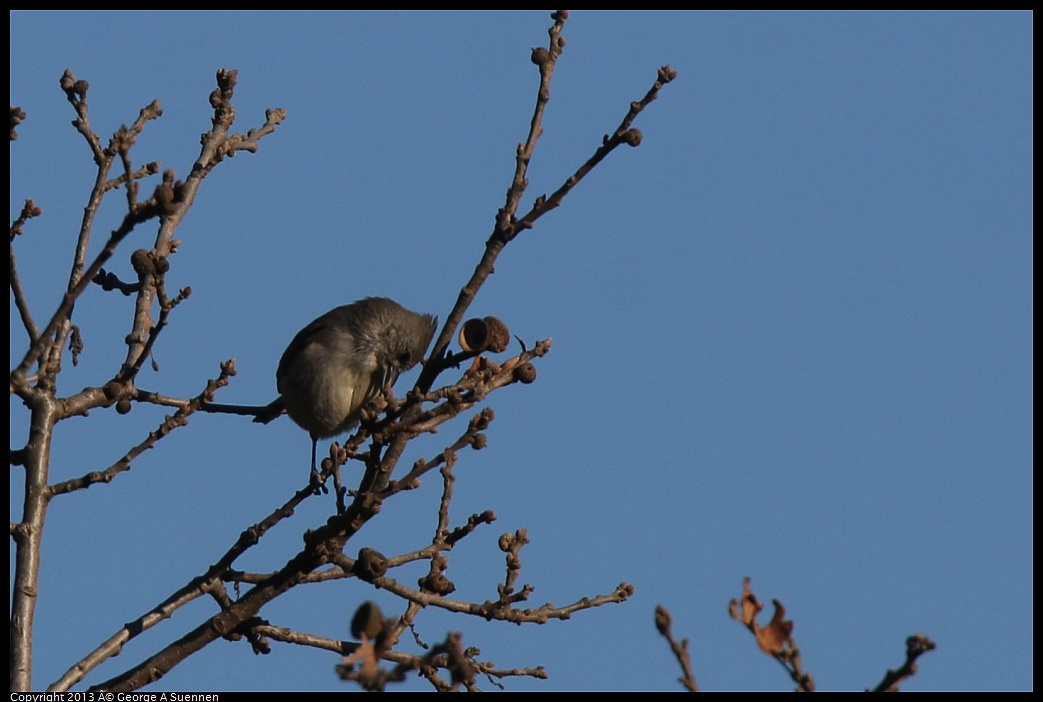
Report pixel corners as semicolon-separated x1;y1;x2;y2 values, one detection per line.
255;297;437;479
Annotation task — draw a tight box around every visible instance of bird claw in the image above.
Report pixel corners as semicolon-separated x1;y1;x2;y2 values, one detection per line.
309;468;329;495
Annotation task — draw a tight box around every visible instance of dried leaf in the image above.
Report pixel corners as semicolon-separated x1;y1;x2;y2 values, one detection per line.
754;599;794;655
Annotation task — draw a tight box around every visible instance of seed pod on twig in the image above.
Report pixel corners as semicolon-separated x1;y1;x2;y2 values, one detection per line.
459;316;510;354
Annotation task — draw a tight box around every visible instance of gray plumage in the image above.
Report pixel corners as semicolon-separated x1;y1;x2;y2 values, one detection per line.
256;297;437;476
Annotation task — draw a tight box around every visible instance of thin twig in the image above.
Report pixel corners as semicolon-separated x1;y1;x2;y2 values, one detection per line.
654;605;700;692
870;634;937;692
9;198;43;341
48;361;234;496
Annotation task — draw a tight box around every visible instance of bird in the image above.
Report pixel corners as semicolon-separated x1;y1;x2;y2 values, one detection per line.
255;297;437;487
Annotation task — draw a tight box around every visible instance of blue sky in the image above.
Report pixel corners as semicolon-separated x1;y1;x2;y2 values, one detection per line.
9;11;1032;692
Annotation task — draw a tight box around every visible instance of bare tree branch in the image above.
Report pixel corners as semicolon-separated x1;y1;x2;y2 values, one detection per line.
11;67;284;692
9;198;43;342
15;12;678;693
655;605;700;692
870;634;937;692
48;361;235;496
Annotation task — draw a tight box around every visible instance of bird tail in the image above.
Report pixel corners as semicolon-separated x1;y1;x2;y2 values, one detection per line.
253;397;286;424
